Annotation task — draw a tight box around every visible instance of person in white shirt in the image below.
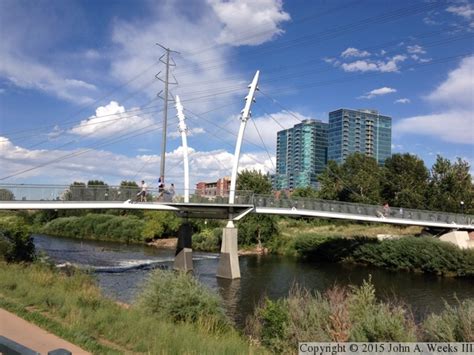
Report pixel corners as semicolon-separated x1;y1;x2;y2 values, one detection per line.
139;180;148;202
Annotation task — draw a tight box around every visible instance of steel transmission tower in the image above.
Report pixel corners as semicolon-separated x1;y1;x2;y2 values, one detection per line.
156;43;179;185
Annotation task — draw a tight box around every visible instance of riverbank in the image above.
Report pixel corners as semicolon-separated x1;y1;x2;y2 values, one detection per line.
34;213;474;277
2;261;472;355
0;261;263;354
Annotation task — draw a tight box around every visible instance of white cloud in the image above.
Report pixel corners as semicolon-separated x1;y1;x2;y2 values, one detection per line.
341;60;379;72
395;111;473;145
447;4;474;20
340;47;370;58
109;2;251;114
0;136;274;189
323;57;341;67
407;44;426;54
395;56;474;145
359;87;397;99
83;49;101;60
0;54;97;104
246;111;314;151
0;1;97;104
341;55;407;73
69;101;155;138
395;98;410;104
168;127;206;138
208;0;290;46
427;56;474;108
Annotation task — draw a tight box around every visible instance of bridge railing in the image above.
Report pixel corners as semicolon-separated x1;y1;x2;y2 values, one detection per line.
253;194;474;226
0;184;254;205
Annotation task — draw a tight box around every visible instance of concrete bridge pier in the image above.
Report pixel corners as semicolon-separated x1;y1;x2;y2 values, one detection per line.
439;230;474;249
173;221;193;272
217;221;241;279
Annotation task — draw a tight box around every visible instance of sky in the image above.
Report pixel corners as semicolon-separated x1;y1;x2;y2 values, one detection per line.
0;0;473;191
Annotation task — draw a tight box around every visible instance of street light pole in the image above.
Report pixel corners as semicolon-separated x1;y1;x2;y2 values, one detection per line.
460;200;465;214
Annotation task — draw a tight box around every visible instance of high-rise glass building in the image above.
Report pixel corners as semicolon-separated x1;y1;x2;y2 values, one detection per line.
328;109;391;165
274;119;328;190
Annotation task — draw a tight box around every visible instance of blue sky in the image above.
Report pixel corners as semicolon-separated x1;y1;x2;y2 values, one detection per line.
0;0;473;189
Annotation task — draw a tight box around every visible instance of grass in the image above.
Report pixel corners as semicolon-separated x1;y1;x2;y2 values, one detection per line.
268;219;422;256
0;262;264;354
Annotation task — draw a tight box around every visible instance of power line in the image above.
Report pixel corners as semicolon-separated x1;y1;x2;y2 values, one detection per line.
184;109;275;173
0;119;164;181
172;1;445;78
250;117;276;171
0;103;165;147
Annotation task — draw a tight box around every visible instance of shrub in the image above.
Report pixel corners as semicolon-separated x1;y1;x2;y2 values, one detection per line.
423;299;474;341
352;237;474;277
0;216;35;262
193;228;221;252
238;214;279;247
295;234;474;277
0;262;259;354
141;211;181;240
136;269;230;333
347;280;417;341
246;280;417;353
42;213;145;243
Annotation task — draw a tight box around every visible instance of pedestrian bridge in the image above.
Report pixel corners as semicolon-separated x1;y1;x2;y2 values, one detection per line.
0;184;472;230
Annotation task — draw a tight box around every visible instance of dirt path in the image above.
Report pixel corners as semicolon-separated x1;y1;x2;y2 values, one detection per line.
0;308;90;354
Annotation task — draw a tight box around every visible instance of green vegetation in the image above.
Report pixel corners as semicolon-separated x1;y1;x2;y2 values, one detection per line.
294;234;474;277
423;299;474;341
0;262;263;354
136;269;230;333
0;215;35;262
141;211;181;240
317;153;474;213
247;280;418;353
237;170;280;247
382;153;429;209
40;211;181;243
41;213;146;243
0;188;14;201
193;228;222;252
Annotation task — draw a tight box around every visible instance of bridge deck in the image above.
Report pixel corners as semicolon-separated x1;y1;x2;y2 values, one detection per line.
0;185;472;230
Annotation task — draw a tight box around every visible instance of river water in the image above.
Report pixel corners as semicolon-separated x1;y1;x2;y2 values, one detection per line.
33;234;474;327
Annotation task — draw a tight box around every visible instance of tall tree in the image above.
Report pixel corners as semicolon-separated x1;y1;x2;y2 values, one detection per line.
236;170;278;247
87;180;106;186
0;189;14;201
292;186;318;198
428;156;474;213
237;170;272;195
381;153;429;209
317;160;344;200
318;153;381;204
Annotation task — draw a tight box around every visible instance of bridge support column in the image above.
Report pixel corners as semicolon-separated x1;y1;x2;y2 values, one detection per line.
439;230;473;249
173;222;193;272
217;221;240;279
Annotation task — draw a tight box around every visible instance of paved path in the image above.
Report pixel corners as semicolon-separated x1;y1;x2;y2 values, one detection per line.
0;308;90;354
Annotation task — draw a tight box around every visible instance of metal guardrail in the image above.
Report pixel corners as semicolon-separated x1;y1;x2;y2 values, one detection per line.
253;194;474;226
0;184;254;205
1;184;472;226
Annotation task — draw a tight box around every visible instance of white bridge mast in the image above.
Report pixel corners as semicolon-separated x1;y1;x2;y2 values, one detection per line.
175;95;189;203
228;70;260;206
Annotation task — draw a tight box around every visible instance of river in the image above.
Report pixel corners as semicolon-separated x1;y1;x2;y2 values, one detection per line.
33;234;474;328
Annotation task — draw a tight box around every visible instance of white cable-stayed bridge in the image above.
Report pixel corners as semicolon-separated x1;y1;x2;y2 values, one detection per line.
1;69;473;279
